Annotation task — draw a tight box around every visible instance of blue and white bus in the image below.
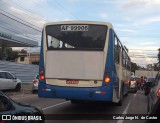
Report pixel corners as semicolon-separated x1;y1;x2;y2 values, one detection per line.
38;21;131;106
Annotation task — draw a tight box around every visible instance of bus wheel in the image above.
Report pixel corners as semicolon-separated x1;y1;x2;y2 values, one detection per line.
70;100;80;104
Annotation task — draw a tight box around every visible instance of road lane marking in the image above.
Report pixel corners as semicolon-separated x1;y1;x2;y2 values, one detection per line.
117;93;137;123
42;101;70;110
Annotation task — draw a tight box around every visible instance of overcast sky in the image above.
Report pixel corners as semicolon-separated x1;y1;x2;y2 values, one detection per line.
0;0;159;67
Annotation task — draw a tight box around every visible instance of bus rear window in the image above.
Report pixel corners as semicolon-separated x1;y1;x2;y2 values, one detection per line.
46;24;108;50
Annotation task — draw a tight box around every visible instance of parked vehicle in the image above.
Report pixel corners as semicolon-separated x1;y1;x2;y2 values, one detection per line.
0;70;21;91
0;91;44;123
144;77;155;95
147;70;160;116
129;76;138;93
32;75;39;93
135;77;141;90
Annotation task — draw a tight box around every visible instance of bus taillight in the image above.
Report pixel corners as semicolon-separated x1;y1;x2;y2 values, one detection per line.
40;75;45;81
157;88;160;97
104;77;110;83
104;72;110;83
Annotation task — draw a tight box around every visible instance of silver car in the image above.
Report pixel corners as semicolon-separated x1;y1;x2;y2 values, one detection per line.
0;70;21;91
148;70;160;115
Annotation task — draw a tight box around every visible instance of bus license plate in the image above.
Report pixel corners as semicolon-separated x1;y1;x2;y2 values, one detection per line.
66;80;79;84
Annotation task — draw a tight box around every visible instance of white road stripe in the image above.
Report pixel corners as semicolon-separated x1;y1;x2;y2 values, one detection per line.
42;101;70;110
117;93;137;123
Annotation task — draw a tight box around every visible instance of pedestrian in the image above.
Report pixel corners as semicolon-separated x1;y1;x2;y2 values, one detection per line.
141;76;144;90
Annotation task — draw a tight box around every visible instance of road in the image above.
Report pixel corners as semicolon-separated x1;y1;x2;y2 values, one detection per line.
3;90;150;123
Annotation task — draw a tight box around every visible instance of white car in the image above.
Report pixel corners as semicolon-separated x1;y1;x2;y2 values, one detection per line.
0;70;21;91
32;75;39;93
129;76;138;93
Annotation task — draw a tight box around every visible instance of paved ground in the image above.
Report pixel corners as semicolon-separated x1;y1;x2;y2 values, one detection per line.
4;89;151;123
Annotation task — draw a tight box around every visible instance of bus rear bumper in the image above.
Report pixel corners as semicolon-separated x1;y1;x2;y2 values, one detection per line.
38;83;113;101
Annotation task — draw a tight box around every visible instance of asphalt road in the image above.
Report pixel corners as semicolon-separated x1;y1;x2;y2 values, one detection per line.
4;90;150;123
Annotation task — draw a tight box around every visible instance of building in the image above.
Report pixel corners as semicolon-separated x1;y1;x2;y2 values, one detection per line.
16;52;40;65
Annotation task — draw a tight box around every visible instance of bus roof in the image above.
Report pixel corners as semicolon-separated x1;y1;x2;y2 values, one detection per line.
43;21;113;28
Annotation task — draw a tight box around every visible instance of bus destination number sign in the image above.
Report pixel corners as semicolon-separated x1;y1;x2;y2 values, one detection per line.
61;25;88;31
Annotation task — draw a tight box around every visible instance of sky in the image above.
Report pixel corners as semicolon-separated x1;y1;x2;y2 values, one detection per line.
0;0;159;67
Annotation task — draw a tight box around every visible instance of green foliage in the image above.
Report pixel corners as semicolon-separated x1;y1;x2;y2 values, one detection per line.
158;48;160;63
0;47;18;61
146;63;159;71
20;49;27;54
131;62;138;73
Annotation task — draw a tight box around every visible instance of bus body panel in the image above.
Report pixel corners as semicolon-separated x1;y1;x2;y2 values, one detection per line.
38;83;113;101
38;21;131;104
45;51;104;80
46;79;103;87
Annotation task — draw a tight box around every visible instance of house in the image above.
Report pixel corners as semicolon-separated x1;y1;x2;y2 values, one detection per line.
16;52;40;65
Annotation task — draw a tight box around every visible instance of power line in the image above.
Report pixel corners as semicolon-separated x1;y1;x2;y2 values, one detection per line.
120;35;160;38
130;56;157;58
129;49;158;51
0;14;41;41
0;24;39;41
52;1;80;20
2;0;47;23
0;8;42;30
0;13;41;32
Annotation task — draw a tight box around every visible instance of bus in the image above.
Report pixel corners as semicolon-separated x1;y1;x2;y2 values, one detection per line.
38;21;131;106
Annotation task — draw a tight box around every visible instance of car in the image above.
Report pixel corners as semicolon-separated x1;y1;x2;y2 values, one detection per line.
129;76;138;93
147;70;160;117
0;70;21;91
0;91;44;123
144;77;155;95
32;75;39;93
135;77;141;90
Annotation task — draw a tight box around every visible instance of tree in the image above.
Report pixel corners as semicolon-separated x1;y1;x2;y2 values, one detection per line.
0;47;18;61
146;64;153;69
131;62;138;73
146;63;159;71
158;48;160;63
154;63;159;71
20;49;27;54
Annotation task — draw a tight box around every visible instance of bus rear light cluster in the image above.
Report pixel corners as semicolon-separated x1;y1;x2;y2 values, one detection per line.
157;88;160;97
104;77;110;83
104;72;110;83
40;75;45;81
39;69;45;81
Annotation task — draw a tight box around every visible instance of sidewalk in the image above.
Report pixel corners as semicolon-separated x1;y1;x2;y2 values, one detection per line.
21;83;33;93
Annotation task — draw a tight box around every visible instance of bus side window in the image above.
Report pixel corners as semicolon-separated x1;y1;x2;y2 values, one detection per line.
122;49;126;67
114;35;120;63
